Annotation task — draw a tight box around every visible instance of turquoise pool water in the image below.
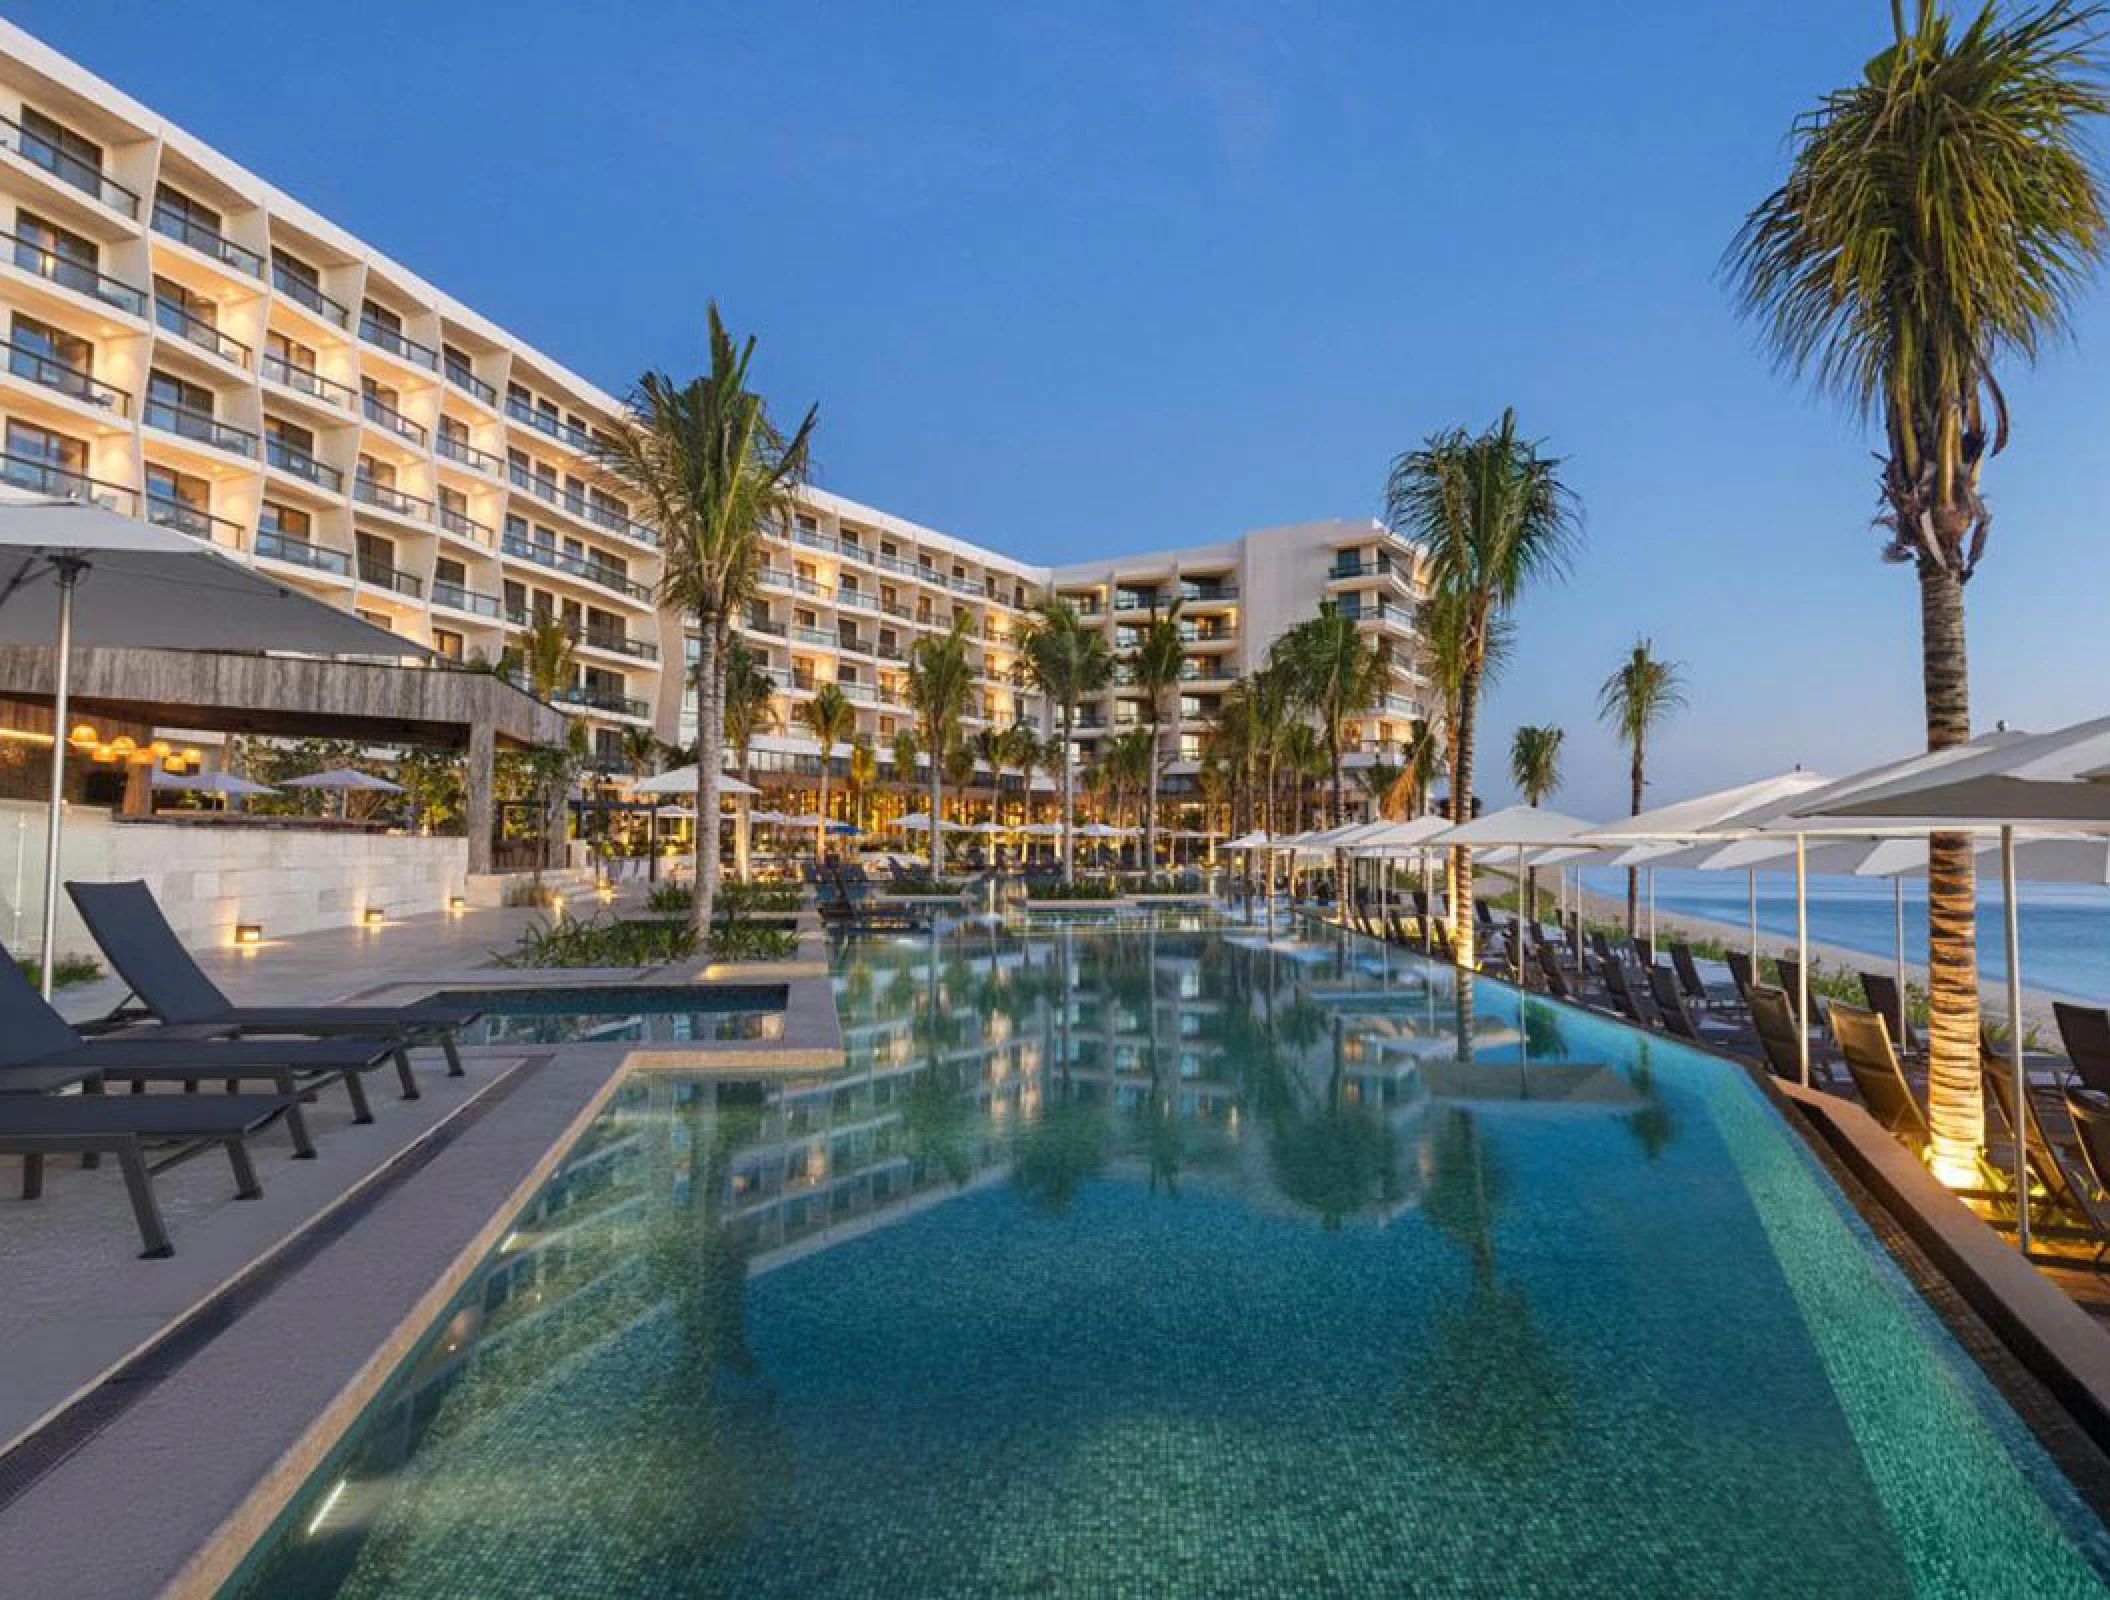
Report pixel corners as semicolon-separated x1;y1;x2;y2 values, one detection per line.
231;914;2110;1596
442;984;788;1045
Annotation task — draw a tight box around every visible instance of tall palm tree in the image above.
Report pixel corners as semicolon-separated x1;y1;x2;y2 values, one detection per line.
1384;717;1444;819
722;642;777;784
1509;724;1565;920
1387;411;1579;968
1022;598;1115;884
889;727;921;814
847;736;879;834
508;616;578;872
972;726;1010;823
592;304;815;936
1597;641;1686;933
1726;0;2108;1182
800;682;855;861
1105;727;1154;839
620;725;659;781
1002;720;1046;831
907;618;976;870
1277;603;1391;903
1131;598;1186;875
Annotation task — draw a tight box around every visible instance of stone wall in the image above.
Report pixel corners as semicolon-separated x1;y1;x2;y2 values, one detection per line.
0;800;469;960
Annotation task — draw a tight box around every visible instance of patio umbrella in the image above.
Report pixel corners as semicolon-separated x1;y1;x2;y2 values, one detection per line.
653;804;698;822
149;770;280;797
0;497;422;995
281;766;403;820
632;763;761;799
1427;806;1600;945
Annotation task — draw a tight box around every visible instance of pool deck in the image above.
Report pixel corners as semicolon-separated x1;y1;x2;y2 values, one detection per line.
0;889;847;1597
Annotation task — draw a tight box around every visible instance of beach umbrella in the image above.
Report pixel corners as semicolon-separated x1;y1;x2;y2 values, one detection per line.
632;764;760;798
150;770;280;796
1222;830;1271;849
653;804;698;822
1426;806;1600;945
0;497;422;995
281;766;403;820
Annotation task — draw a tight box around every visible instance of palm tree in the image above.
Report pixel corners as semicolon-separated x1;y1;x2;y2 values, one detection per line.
1002;720;1046;830
1726;0;2108;1183
1022;598;1114;884
1509;724;1565;920
906;618;976;870
620;726;659;781
972;726;1010;823
889;726;921;815
1277;603;1390;904
1387;411;1578;968
1385;717;1443;819
1105;727;1154;841
592;304;815;936
846;736;879;834
722;642;777;784
508;616;578;874
1131;598;1186;875
800;682;855;861
1596;641;1686;933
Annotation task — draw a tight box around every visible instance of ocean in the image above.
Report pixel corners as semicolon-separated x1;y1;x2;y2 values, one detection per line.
1576;868;2110;1005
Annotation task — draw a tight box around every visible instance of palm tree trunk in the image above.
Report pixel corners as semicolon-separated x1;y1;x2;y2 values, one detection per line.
1625;743;1644;934
1919;558;1982;1185
1061;705;1076;886
1145;716;1159;879
1451;674;1480;969
816;753;830;867
1330;730;1348;910
690;621;721;939
703;618;729;917
928;736;942;876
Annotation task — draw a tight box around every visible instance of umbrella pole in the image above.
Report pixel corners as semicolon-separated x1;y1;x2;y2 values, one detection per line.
2003;825;2030;1255
38;557;82;1001
1748;869;1757;968
1647;868;1656;957
1795;834;1810;1088
1894;876;1907;1047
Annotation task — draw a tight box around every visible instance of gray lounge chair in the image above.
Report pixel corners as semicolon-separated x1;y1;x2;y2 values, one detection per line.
1747;986;1808;1084
2054;1003;2110;1097
1828;1002;1931;1153
68;880;475;1077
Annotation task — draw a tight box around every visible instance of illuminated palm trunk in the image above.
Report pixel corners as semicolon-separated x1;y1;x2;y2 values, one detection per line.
1919;561;1981;1187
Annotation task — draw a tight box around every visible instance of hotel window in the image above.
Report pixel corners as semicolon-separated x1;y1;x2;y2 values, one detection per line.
562;536;583;562
146;368;213;422
433;628;463;662
153;275;219;340
16;211;99;292
270;247;320;290
362;376;399;413
795;513;817;533
8;311;91;389
356;454;395;491
435;557;466;589
356;531;395;576
438;485;468;523
360;299;402;337
532;522;556;551
258;501;309;539
153;183;221;239
442;343;474;382
503;579;527;615
5;417;86;474
503;513;528;545
20;108;106;200
438;415;469;449
264;329;316;376
144;462;209;523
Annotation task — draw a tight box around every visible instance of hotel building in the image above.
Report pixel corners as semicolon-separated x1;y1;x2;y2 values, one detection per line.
0;21;1432;814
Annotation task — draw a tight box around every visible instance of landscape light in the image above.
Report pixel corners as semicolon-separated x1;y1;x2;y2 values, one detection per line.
234;923;263;946
363;908;387;927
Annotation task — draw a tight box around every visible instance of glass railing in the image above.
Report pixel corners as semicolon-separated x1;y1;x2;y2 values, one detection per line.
358;315;438;371
1179;582;1239;602
583;499;655;546
436;504;492;545
154;294;251;367
742;615;786;637
444;361;496;404
0;112;139;217
352;475;431;519
361;393;427;445
503;396;594;453
150;202;264;277
265;435;344;492
144;493;240;542
254;526;350;575
2;340;127;413
271;262;350;327
510;675;649;719
499;534;653;602
260;352;353;408
582;630;658;662
5;230;147;316
792;526;837;553
357;555;423;597
837;634;874;656
143;397;258;457
791;625;835;648
836;588;877;611
432;581;503;618
435;431;504;475
0;451;132;511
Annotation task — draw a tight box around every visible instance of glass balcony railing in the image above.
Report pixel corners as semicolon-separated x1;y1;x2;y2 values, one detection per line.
436;431;504;475
154;294;250;368
581;629;659;662
1179;581;1239;603
358;314;438;371
270;262;350;327
143;397;258;457
265;435;344;492
361;393;427;446
790;625;835;648
499;533;653;603
2;340;127;413
432;580;503;618
352;475;432;520
0;112;139;217
5;230;147;317
436;503;493;545
506;672;648;720
357;554;423;597
0;451;132;511
260;353;354;408
444;360;496;405
150;202;264;277
254;527;350;575
144;493;241;543
503;396;594;453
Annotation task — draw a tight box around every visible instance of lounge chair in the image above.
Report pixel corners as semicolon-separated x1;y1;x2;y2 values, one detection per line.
1646;965;1708;1043
2055;1003;2110;1097
1634;934;1655;969
1860;971;1922;1059
1597;958;1653;1028
1747;986;1810;1084
1672;943;1734;1013
1430;919;1458;966
67;880;475;1078
1979;1034;2100;1235
1827;1002;1931;1152
1775;956;1822;1032
1535;942;1576;1003
2058;1088;2110;1265
1725;950;1758;1007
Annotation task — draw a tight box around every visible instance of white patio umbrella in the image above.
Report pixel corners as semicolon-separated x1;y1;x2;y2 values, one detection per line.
653;804;698;822
150;770;280;796
0;498;422;995
281;765;403;820
1426;806;1600;949
632;764;760;799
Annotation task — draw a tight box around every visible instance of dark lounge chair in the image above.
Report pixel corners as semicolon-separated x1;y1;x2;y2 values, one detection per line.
68;880;475;1078
1535;942;1577;1004
1597;958;1653;1028
2059;1088;2110;1265
1828;1003;1931;1153
1672;943;1733;1013
1776;956;1821;1032
1646;965;1712;1044
1980;1035;2100;1237
1860;971;1922;1059
1633;934;1655;970
1725;950;1758;1007
1747;986;1809;1084
2054;1003;2110;1098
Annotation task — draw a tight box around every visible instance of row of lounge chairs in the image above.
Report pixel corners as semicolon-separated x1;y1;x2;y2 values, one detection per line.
3;880;478;1259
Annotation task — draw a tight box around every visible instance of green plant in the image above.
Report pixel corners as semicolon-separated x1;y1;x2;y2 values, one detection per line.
646;881;695;914
1029;878;1125;901
1021;597;1115;884
17;953;101;990
884;876;965;897
495;914;696;968
1597;640;1687;931
718;880;802;915
502;877;559;909
708;922;799;961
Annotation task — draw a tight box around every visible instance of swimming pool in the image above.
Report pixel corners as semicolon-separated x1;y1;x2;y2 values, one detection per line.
441;984;788;1045
229;916;2110;1596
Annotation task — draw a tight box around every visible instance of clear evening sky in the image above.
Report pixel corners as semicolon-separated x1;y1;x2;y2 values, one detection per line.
22;0;2110;818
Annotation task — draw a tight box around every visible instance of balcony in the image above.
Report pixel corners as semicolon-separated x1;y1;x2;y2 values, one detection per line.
582;629;659;663
150;202;264;278
508;675;649;720
503;396;594;454
835;588;877;613
1327;557;1394;582
353;474;433;522
154;294;250;369
254;527;350;576
1179;581;1238;603
0;112;139;218
144;397;258;458
261;353;354;409
790;625;835;649
499;533;653;603
359;314;438;371
1179;624;1237;645
436;503;493;545
357;554;424;598
144;493;241;543
431;580;503;619
741;615;787;639
444;359;496;406
1;452;132;511
271;262;350;328
583;500;655;547
1338;597;1407;625
361;393;427;446
791;526;837;554
265;435;344;493
1;340;127;413
5;230;146;317
436;431;504;476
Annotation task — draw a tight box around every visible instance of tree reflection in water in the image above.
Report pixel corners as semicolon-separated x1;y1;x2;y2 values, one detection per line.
1622;1035;1680;1162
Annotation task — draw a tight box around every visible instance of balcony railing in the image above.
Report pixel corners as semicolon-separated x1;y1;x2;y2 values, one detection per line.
260;352;354;408
436;503;492;545
582;629;659;662
271;262;350;328
150;202;264;277
144;493;240;543
790;625;835;648
582;499;655;546
444;360;496;405
353;474;432;520
358;314;438;371
143;397;258;458
2;340;127;412
436;431;504;475
5;231;147;317
499;534;653;602
1179;582;1239;603
0;112;139;217
1328;557;1394;582
503;396;594;453
265;435;344;492
432;580;503;619
791;526;837;553
357;554;423;597
361;393;427;446
836;588;877;612
154;294;250;368
254;527;350;575
741;615;787;638
507;673;648;720
1;452;132;511
837;634;873;657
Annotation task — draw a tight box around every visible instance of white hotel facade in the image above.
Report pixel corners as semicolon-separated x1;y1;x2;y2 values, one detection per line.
0;20;1431;810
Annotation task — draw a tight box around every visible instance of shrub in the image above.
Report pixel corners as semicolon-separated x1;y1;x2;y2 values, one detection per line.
646;882;694;914
1028;879;1125;901
16;953;101;990
719;880;802;915
709;922;799;962
883;876;965;897
502;878;558;909
495;914;695;969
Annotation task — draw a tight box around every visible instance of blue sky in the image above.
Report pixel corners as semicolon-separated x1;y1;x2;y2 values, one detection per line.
21;0;2110;817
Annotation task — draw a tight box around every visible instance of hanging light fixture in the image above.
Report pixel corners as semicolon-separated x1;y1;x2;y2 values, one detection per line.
67;722;97;747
